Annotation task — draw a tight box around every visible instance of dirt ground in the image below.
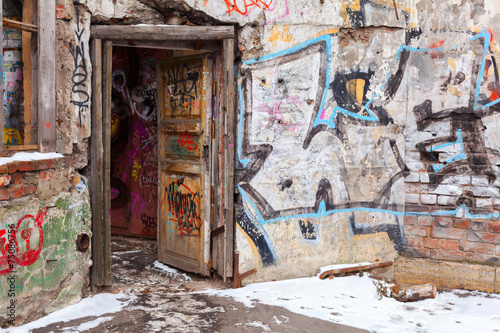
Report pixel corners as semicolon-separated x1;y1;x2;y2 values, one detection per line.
27;236;367;333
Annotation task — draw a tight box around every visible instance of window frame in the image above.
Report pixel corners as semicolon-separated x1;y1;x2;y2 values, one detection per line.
0;0;56;154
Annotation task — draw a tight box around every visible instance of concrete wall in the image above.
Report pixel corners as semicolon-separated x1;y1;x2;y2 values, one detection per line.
68;0;500;283
4;1;500;325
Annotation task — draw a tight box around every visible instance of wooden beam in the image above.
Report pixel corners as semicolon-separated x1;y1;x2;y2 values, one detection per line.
111;39;221;52
22;0;34;144
37;0;56;152
91;25;234;41
102;40;113;285
0;0;4;155
4;144;38;151
90;38;104;288
3;18;37;32
223;38;235;280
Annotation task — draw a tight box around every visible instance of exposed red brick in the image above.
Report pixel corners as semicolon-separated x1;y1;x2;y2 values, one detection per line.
470;232;500;245
417;216;433;227
430;249;464;261
414;248;431;259
405;183;429;194
404;215;418;226
440;239;458;251
0;188;9;200
453;220;470;229
465;252;496;263
56;4;69;20
470;221;488;232
8;161;36;174
435;217;452;227
10;173;22;185
459;242;495;254
489;223;500;234
404;225;428;237
9;184;36;199
0;164;7;174
406;236;423;248
36;158;57;170
430;227;465;240
423;237;440;249
40;170;53;180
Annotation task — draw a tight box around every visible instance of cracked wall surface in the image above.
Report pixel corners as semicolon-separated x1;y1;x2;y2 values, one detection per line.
5;1;500;325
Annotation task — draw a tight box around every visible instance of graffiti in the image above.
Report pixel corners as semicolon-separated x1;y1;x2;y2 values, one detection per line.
167;178;202;237
131;84;158;122
69;7;89;127
132;160;142;181
0;208;49;275
268;24;292;47
164;63;201;115
141;213;157;232
237;29;500;264
220;0;273;16
177;133;199;151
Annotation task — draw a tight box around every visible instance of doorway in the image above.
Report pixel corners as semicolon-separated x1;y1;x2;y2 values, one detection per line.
89;25;236;288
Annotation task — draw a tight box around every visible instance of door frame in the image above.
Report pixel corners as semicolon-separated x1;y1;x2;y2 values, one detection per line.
89;25;235;287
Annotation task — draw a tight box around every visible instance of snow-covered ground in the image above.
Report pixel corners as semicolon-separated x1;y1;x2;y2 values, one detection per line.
5;263;500;332
203;269;500;333
4;293;135;333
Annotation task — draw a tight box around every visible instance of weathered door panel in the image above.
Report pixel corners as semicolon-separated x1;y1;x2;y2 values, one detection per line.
158;55;208;274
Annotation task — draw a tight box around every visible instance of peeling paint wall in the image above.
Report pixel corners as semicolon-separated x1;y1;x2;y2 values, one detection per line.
5;0;500;324
68;0;500;284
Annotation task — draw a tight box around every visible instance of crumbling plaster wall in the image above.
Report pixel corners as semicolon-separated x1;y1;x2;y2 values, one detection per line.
64;0;500;284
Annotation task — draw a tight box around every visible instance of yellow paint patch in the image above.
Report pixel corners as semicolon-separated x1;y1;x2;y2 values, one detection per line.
448;86;463;97
346;78;365;104
236;223;261;261
268;25;292;48
448;58;457;71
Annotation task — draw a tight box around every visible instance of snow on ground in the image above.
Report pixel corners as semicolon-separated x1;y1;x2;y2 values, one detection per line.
202;266;500;333
3;293;135;333
0;152;64;166
153;260;192;281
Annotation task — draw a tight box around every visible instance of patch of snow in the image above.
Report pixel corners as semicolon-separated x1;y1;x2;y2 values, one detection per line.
236;321;271;331
0;152;64;166
201;274;500;333
62;316;113;333
153;260;192;281
113;250;142;255
5;293;135;333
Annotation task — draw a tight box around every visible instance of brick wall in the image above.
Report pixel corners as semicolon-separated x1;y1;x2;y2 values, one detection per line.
404;172;500;264
0;157;73;201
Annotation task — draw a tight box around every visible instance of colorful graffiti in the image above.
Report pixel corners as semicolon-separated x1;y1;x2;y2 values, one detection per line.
237;29;500;265
166;178;202;237
0;208;49;275
110;47;170;238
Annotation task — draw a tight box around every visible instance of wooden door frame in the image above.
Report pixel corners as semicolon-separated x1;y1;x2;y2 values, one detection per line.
89;25;235;287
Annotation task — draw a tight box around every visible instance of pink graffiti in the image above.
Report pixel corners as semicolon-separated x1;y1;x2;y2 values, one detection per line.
0;208;48;275
221;0;273;16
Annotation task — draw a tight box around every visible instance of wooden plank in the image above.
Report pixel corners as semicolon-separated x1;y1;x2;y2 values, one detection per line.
22;0;34;144
4;144;38;151
3;18;37;32
112;39;220;52
102;40;113;285
203;54;213;274
217;52;225;275
0;0;4;154
37;0;56;152
90;38;104;288
211;53;221;272
91;25;234;41
223;38;235;279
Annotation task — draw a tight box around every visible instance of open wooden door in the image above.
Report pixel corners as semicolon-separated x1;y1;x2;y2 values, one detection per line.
157;55;209;274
